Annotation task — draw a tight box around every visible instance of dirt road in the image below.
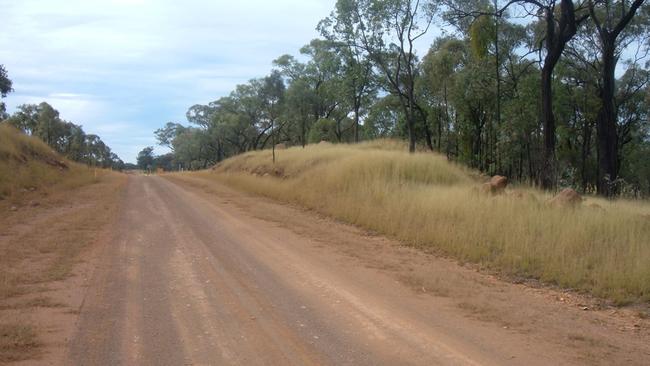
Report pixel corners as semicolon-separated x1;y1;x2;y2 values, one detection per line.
65;175;650;365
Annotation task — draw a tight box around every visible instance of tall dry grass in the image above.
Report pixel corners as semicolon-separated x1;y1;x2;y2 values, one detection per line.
0;124;98;201
192;141;650;304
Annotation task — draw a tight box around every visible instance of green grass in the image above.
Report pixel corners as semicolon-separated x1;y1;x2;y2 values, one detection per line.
189;141;650;305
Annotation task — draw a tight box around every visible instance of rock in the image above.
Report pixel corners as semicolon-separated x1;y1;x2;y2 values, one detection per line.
548;188;582;208
29;200;40;207
490;175;508;191
275;143;286;150
480;175;509;195
10;206;17;211
587;203;603;210
45;158;69;170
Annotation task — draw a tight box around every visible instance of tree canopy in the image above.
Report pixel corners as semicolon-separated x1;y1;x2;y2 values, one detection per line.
145;0;650;197
2;101;124;170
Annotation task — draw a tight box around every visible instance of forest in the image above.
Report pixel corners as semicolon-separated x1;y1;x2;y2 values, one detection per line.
139;0;650;198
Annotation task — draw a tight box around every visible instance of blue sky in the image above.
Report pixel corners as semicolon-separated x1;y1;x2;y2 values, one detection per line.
1;0;335;162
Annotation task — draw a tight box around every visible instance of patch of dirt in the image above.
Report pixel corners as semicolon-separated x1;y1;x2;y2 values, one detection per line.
0;173;126;364
0;323;40;363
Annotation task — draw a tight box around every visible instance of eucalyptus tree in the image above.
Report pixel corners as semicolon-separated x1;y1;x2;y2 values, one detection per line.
0;65;12;119
172;127;220;169
446;0;588;188
33;102;61;146
281;78;313;147
137;146;155;170
64;123;87;162
586;0;648;196
364;95;404;138
319;16;378;143
421;37;466;154
210;96;256;154
5;104;39;134
450;49;499;170
155;122;187;149
615;66;650;193
274;40;346;147
5;102;121;167
323;0;437;152
517;0;589;189
259;71;286;162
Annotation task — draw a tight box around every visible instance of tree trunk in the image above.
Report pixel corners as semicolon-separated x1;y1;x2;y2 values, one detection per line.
272;119;276;164
417;105;434;151
400;99;417;153
437;106;442;151
301;117;306;148
407;111;416;153
581;117;592;192
540;64;556;190
596;38;619;196
494;0;502;172
354;100;360;143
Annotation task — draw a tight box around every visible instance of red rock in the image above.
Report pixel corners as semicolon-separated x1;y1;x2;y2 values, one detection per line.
480;175;509;195
548;188;582;207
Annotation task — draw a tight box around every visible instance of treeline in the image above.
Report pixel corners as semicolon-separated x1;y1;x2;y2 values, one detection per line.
148;0;649;197
1;101;126;170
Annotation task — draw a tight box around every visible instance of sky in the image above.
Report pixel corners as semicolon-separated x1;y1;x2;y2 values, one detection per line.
0;0;336;162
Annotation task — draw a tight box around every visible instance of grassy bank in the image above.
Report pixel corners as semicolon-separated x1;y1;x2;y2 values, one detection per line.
0;124;98;201
187;141;650;305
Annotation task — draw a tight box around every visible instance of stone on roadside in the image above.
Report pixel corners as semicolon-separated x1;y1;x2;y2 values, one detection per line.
479;175;509;195
548;188;582;208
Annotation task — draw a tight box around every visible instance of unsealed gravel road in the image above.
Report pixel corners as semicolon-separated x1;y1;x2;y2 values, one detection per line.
64;175;650;365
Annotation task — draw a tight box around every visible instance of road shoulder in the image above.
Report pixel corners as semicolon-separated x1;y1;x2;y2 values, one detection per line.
0;172;127;365
167;173;650;365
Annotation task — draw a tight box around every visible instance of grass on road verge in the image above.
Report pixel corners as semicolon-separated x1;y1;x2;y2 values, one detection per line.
182;141;650;305
0;124;99;201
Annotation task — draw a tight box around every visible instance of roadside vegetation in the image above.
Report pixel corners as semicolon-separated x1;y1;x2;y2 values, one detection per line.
186;142;650;305
144;0;650;200
0;124;99;201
